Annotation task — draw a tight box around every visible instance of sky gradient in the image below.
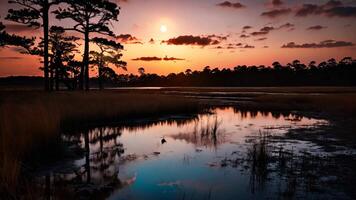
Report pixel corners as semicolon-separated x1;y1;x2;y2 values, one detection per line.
0;0;355;76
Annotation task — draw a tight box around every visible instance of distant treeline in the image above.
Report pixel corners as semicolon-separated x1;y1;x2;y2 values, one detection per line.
1;57;356;88
119;57;356;87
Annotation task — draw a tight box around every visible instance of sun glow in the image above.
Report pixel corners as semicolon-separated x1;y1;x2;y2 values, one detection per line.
160;25;167;33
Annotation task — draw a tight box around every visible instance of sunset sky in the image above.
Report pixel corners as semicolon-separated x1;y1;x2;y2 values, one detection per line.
0;0;355;76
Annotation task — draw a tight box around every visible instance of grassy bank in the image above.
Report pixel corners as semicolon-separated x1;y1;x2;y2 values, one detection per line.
0;91;199;196
153;87;356;116
248;93;356;116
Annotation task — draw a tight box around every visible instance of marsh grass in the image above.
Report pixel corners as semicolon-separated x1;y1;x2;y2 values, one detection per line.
0;91;199;197
252;93;356;115
244;132;331;198
171;115;224;148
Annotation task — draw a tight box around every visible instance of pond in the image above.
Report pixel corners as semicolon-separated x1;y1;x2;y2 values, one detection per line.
37;107;354;200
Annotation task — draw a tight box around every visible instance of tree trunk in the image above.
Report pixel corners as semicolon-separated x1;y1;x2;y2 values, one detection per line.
84;131;91;183
49;64;54;91
43;1;50;91
83;30;90;91
55;61;60;91
79;63;84;90
98;60;103;90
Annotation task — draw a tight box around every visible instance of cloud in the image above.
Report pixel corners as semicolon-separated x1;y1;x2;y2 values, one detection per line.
307;25;327;30
242;25;252;30
250;31;269;36
163;56;185;61
279;23;294;29
241;44;255;48
240;34;250;38
206;34;229;41
132;57;161;61
281;40;354;48
116;34;142;44
260;26;274;32
214;43;240;49
295;4;322;17
162;35;222;46
230;43;243;48
0;56;23;60
132;56;185;61
4;24;39;33
250;26;274;36
295;1;356;18
214;43;254;49
217;1;245;9
255;37;267;41
325;6;356;17
272;0;283;7
249;23;293;37
261;8;292;18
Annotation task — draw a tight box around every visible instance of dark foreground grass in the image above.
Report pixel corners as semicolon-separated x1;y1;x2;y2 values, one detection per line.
0;91;199;197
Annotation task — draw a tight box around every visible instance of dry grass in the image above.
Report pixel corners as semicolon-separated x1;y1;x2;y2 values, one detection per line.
252;93;356;115
160;87;356;94
0;91;198;196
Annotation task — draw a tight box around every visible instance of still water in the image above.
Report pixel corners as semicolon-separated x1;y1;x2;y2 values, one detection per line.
40;107;353;199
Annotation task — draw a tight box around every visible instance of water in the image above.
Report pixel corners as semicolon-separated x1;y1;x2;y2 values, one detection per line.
39;107;354;199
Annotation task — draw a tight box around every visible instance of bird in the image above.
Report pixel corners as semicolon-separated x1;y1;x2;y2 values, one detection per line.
161;137;167;144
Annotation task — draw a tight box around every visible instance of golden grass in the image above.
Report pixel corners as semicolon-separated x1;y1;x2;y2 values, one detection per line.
0;91;198;195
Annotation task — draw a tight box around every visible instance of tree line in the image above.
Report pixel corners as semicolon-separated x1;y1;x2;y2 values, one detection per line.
118;57;356;87
0;0;126;91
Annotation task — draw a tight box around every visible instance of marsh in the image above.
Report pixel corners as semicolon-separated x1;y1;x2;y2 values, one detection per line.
2;88;355;200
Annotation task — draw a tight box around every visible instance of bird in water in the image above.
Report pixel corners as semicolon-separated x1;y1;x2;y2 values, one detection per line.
161;137;167;144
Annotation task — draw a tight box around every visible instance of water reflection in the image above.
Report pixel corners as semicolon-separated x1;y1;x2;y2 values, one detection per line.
170;115;225;149
36;107;352;200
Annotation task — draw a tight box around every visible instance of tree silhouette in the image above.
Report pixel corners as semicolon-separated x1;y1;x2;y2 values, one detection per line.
272;61;282;70
185;69;192;75
6;0;60;91
0;21;34;49
47;26;79;90
90;37;127;89
138;67;145;76
54;0;120;90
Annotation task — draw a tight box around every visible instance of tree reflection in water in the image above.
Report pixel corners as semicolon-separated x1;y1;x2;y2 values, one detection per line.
40;115;199;199
35;108;343;199
170;115;225;149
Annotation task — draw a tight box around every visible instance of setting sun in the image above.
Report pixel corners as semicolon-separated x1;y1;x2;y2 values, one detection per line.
160;25;167;33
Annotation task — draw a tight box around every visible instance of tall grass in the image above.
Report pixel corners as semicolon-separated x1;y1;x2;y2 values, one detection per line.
0;91;198;197
241;93;356;117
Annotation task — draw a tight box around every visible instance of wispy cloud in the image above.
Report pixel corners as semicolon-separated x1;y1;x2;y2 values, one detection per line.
216;1;245;9
132;56;185;61
162;35;223;46
261;8;292;18
307;25;327;30
116;34;142;44
296;1;356;18
282;40;354;48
